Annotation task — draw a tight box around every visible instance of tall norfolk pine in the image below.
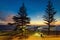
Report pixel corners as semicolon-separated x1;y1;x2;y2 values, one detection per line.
13;3;30;31
43;0;56;34
7;3;30;39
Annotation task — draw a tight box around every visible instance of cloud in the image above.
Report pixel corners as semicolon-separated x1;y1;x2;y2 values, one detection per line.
5;14;14;23
0;20;7;25
0;14;14;25
0;11;16;25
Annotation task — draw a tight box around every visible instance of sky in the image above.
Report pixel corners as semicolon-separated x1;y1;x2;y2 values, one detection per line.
0;0;60;25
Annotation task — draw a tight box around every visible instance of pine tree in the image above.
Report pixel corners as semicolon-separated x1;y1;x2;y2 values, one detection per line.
10;3;30;39
13;3;30;31
43;0;56;34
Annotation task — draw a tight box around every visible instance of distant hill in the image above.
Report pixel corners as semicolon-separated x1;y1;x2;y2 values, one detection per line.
0;25;16;31
38;26;60;31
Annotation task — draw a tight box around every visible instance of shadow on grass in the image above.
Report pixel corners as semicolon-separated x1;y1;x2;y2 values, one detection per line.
0;30;36;40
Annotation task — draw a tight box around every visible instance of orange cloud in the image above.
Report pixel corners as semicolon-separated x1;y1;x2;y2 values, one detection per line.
55;21;60;25
30;20;60;25
30;20;46;25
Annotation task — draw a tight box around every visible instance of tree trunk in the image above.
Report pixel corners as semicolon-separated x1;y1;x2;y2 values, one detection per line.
48;23;50;35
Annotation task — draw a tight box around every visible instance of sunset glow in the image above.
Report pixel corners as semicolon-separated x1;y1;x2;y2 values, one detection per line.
0;0;60;26
0;20;60;25
0;0;60;40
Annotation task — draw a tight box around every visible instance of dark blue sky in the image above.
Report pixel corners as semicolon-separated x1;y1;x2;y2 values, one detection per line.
0;0;60;25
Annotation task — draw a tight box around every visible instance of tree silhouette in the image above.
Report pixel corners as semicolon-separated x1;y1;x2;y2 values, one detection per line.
43;0;56;34
6;3;30;40
13;3;30;30
12;3;30;39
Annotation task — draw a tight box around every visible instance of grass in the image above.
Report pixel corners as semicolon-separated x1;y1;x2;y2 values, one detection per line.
0;29;35;40
0;31;60;40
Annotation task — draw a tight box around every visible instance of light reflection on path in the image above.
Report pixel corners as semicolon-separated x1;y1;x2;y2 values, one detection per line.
12;33;60;40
